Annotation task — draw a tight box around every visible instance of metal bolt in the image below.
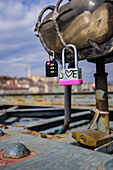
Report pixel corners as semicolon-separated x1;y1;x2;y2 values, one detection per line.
3;143;30;159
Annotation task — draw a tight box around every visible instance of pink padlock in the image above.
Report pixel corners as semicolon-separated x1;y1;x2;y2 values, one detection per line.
59;44;83;86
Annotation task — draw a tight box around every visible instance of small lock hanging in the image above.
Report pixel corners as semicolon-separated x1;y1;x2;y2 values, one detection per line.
45;51;58;77
59;44;83;85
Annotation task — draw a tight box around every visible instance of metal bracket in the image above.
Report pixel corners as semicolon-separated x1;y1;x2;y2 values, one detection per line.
88;109;109;130
88;109;100;129
34;5;55;56
34;0;74;55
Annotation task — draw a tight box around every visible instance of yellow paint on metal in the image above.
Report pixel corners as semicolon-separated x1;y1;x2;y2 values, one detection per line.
0;124;9;129
19;130;72;144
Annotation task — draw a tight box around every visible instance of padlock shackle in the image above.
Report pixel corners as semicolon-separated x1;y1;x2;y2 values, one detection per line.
62;44;78;69
48;50;55;61
51;50;55;59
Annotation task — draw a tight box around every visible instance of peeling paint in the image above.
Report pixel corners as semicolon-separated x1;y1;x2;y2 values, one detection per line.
0;151;35;167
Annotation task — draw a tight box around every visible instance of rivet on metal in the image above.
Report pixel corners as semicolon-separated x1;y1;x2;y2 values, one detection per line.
3;143;30;159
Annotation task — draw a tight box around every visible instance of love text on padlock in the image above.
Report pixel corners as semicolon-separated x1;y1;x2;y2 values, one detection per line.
60;68;82;79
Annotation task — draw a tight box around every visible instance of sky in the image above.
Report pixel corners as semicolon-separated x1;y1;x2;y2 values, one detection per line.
0;0;113;83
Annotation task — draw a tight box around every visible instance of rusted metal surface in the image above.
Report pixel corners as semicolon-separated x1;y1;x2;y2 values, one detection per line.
0;106;18;123
5;108;64;118
96;99;108;112
0;93;96;107
19;129;74;144
0;150;34;168
0;129;113;169
95;59;109;134
26;110;91;132
1;92;113;109
95;141;113;154
0;102;113;168
0;87;113;169
0;103;92;132
0;124;9;129
79;34;113;63
0;93;113;135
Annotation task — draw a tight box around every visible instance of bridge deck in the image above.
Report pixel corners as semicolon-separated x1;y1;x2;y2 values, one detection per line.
0;128;113;170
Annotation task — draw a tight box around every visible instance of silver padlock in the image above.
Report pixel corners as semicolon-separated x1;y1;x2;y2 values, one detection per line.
59;44;83;86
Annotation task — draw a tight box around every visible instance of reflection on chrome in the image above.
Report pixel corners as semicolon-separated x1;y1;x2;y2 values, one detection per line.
89;1;95;6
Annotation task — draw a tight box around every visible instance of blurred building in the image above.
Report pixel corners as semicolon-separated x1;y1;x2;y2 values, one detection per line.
108;84;113;91
0;85;29;94
81;82;95;92
1;73;113;94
